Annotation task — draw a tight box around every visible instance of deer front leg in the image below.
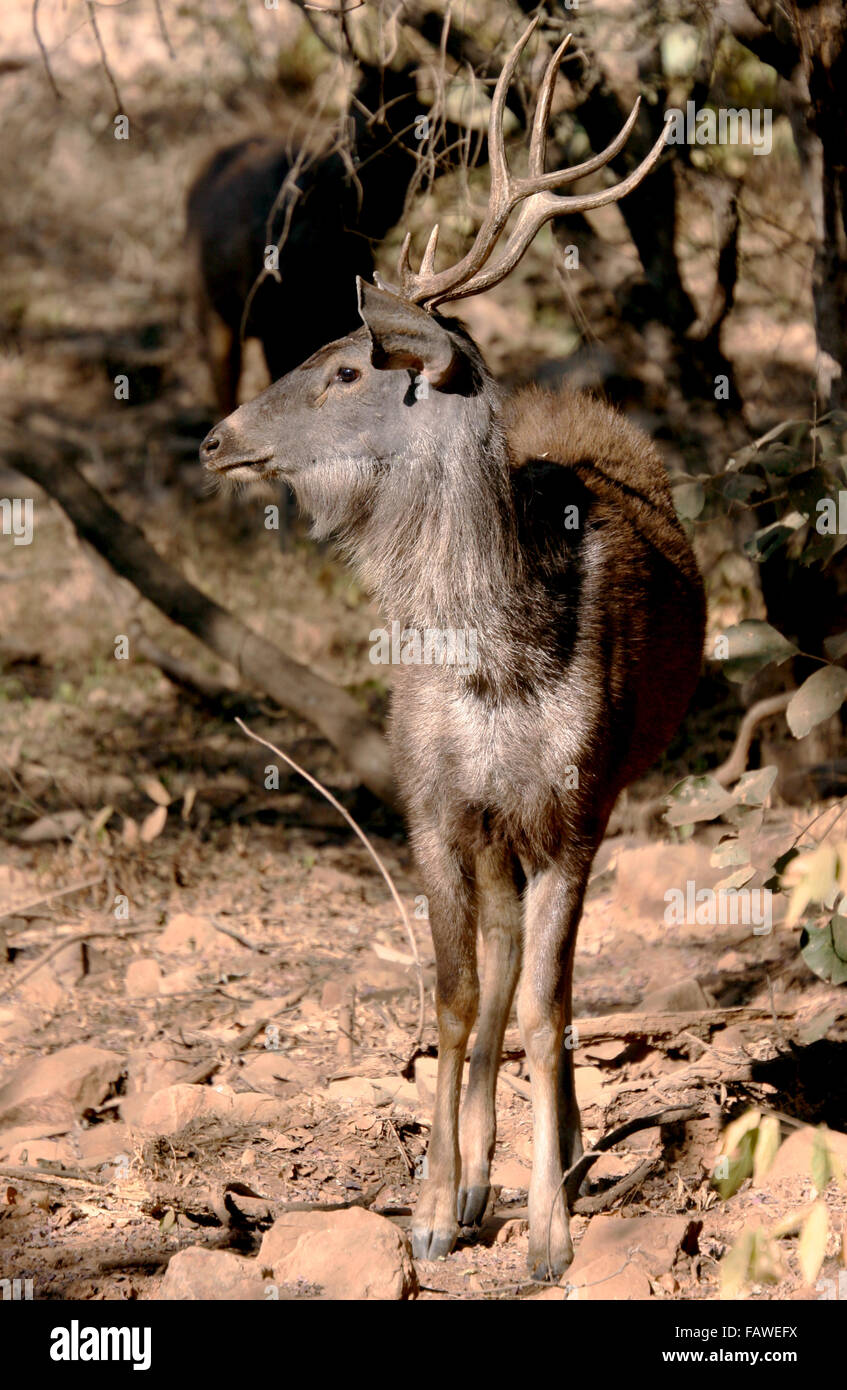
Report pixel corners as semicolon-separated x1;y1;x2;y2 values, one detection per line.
518;861;589;1281
411;843;478;1261
457;842;523;1227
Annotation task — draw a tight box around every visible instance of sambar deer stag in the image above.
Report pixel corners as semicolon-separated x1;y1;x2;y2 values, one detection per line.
201;20;705;1280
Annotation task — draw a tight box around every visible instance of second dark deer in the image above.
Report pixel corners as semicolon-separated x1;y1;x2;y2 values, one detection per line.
201;22;705;1280
187;61;422;417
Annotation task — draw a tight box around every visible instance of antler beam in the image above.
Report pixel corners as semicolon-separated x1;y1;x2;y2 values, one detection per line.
395;18;669;308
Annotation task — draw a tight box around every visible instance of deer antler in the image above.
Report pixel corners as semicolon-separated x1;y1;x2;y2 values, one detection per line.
394;17;669;308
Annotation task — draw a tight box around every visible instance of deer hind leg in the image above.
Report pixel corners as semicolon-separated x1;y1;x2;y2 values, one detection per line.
457;841;523;1227
518;857;591;1281
411;837;478;1261
207;310;241;418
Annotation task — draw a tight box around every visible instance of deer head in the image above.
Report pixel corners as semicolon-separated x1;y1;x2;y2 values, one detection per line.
201;20;669;544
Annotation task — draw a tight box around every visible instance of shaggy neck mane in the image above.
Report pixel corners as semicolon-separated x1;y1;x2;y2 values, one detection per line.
341;383;522;635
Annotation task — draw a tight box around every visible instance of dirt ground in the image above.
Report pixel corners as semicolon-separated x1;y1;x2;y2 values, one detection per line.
1;1;846;1303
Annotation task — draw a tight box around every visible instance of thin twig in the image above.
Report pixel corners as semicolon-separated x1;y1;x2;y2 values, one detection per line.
0;925;156;998
235;719;425;1050
85;0;123;114
0;874;104;927
32;0;62;99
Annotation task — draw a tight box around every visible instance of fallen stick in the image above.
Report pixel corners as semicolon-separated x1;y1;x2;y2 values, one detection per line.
4;424;396;805
564;1103;708;1204
0;874;104;927
0;924;158;998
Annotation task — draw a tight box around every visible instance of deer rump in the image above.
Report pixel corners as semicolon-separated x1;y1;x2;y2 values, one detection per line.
187;136;377;385
390;381;704;867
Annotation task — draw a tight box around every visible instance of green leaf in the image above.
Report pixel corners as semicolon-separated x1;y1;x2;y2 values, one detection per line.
786;666;847;738
733;766;779;806
764;846;801;892
713;1110;760;1199
811;1130;834;1196
664;775;738;827
797;1201;828;1284
782;843;841;924
721;1226;782;1297
721;473;767;503
719;621;796;682
711;837;751;869
744;516;805;563
760;444;809;477
720;1227;755;1299
672;480;706;520
753;1115;781;1183
800;914;847;985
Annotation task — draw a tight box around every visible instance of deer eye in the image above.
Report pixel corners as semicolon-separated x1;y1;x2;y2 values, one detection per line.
335;367;360;384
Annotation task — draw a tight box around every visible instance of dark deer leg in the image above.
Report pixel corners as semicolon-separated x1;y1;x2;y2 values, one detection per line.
208;312;241;419
457;842;523;1226
411;842;478;1261
518;858;591;1280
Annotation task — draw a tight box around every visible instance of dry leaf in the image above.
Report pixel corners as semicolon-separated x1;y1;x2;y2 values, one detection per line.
140;805;168;843
372;942;414;965
140;776;171;807
798;1201;828;1285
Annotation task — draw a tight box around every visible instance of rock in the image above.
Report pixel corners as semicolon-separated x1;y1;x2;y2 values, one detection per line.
4;1138;67;1165
490;1157;531;1190
51;941;88;986
414;1056;437;1105
615;842;720;919
320;979;348;1010
325;1075;419;1108
569;1213;690;1297
493;1216;529;1245
574;1066;607;1105
159;967;201;994
159;1248;270;1301
583;1039;629;1065
121;1083;290;1135
640;977;715;1013
0;1044;124;1128
765;1126;847;1185
566;1252;653;1301
18;971;65;1012
259;1207;416;1300
159;913;245;956
239;997;303;1026
125;959;162;997
126;1045;196;1095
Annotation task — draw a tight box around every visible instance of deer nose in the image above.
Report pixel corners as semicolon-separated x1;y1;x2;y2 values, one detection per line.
200;428;223;462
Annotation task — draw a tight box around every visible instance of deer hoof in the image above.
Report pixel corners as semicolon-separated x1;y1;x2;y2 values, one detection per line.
457;1183;490;1227
527;1238;574;1284
411;1182;459;1260
411;1225;458;1261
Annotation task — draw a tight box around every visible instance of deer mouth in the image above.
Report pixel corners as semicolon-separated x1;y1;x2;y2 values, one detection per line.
210;453;275;477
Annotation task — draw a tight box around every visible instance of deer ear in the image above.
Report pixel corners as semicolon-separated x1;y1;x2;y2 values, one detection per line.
357;279;457;387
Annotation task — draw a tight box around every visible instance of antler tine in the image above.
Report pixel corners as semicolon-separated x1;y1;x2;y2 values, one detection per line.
393;18;541;306
486;16;539;215
521;94;642;197
432;117;669;305
528;33;572;177
419;223;440;277
391;19;667;309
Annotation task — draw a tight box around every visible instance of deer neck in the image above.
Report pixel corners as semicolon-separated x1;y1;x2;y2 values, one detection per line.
346;392;522;639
